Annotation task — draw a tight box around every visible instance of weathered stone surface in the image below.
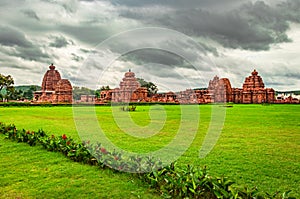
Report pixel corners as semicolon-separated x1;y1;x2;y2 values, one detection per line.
34;64;72;103
239;70;274;103
111;70;148;103
41;64;61;91
96;69;276;104
208;76;233;103
55;79;73;103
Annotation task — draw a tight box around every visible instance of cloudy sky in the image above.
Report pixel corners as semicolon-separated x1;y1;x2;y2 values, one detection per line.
0;0;299;91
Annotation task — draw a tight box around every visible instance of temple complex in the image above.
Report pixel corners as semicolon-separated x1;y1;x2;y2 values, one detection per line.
96;69;276;104
34;64;72;103
205;70;275;103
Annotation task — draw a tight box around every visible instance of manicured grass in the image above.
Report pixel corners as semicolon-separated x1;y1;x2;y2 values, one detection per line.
0;138;160;198
0;104;299;197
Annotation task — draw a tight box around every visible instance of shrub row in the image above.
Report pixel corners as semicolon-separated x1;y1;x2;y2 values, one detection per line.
0;122;295;199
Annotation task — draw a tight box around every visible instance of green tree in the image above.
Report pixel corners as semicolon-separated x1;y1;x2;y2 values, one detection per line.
137;78;158;97
0;74;15;102
99;85;111;91
10;89;24;100
72;86;95;100
95;86;111;98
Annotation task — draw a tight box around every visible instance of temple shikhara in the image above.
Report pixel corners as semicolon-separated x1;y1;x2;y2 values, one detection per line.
34;64;72;103
96;69;276;104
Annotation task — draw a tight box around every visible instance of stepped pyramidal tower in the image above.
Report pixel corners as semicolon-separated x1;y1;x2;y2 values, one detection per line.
111;70;148;103
231;69;275;103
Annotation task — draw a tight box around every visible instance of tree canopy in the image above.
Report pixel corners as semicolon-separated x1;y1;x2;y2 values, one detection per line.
0;74;15;101
72;86;95;100
137;78;158;96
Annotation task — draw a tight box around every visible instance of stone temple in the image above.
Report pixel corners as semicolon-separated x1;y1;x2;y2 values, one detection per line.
111;69;148;103
34;64;72;103
204;69;275;104
231;69;275;103
95;69;275;104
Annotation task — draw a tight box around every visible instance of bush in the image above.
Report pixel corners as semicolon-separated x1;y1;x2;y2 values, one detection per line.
120;105;136;111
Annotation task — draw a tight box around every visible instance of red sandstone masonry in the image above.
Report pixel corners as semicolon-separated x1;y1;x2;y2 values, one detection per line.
34;64;72;103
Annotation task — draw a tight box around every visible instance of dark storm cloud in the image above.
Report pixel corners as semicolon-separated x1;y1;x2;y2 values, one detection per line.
0;26;32;47
49;35;72;48
136;63;184;79
282;72;300;80
6;47;50;62
0;25;50;62
119;0;300;51
59;24;111;45
122;49;185;66
6;64;34;71
278;0;300;23
109;0;244;10
21;9;40;21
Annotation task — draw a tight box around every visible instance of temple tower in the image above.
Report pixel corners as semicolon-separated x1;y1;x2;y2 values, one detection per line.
241;69;274;103
34;64;72;103
41;64;62;91
112;70;147;102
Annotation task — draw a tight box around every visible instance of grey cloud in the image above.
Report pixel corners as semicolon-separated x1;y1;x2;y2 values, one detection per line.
59;24;111;45
41;0;78;13
0;26;32;47
49;35;72;48
21;9;40;21
10;47;50;62
122;49;185;66
9;64;34;71
79;48;98;54
0;28;50;62
71;53;84;62
62;0;78;13
135;63;184;79
80;48;91;53
109;0;245;10
282;72;300;80
119;0;300;51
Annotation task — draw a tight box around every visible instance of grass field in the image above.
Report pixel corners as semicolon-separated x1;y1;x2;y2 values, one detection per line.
0;104;299;198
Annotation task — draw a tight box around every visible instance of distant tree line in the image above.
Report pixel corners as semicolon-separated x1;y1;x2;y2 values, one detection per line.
72;86;111;100
0;73;43;102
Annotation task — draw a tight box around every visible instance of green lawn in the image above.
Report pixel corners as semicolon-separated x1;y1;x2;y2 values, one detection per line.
0;139;160;198
0;104;299;198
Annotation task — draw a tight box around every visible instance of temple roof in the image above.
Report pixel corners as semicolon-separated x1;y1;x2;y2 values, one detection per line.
41;64;62;91
243;69;265;90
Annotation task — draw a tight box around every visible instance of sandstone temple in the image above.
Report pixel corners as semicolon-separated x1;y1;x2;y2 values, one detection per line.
96;69;276;104
34;64;72;103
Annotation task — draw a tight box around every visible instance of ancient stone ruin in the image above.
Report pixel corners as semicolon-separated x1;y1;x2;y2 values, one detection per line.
95;69;276;104
110;69;148;103
34;64;72;103
233;69;275;103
